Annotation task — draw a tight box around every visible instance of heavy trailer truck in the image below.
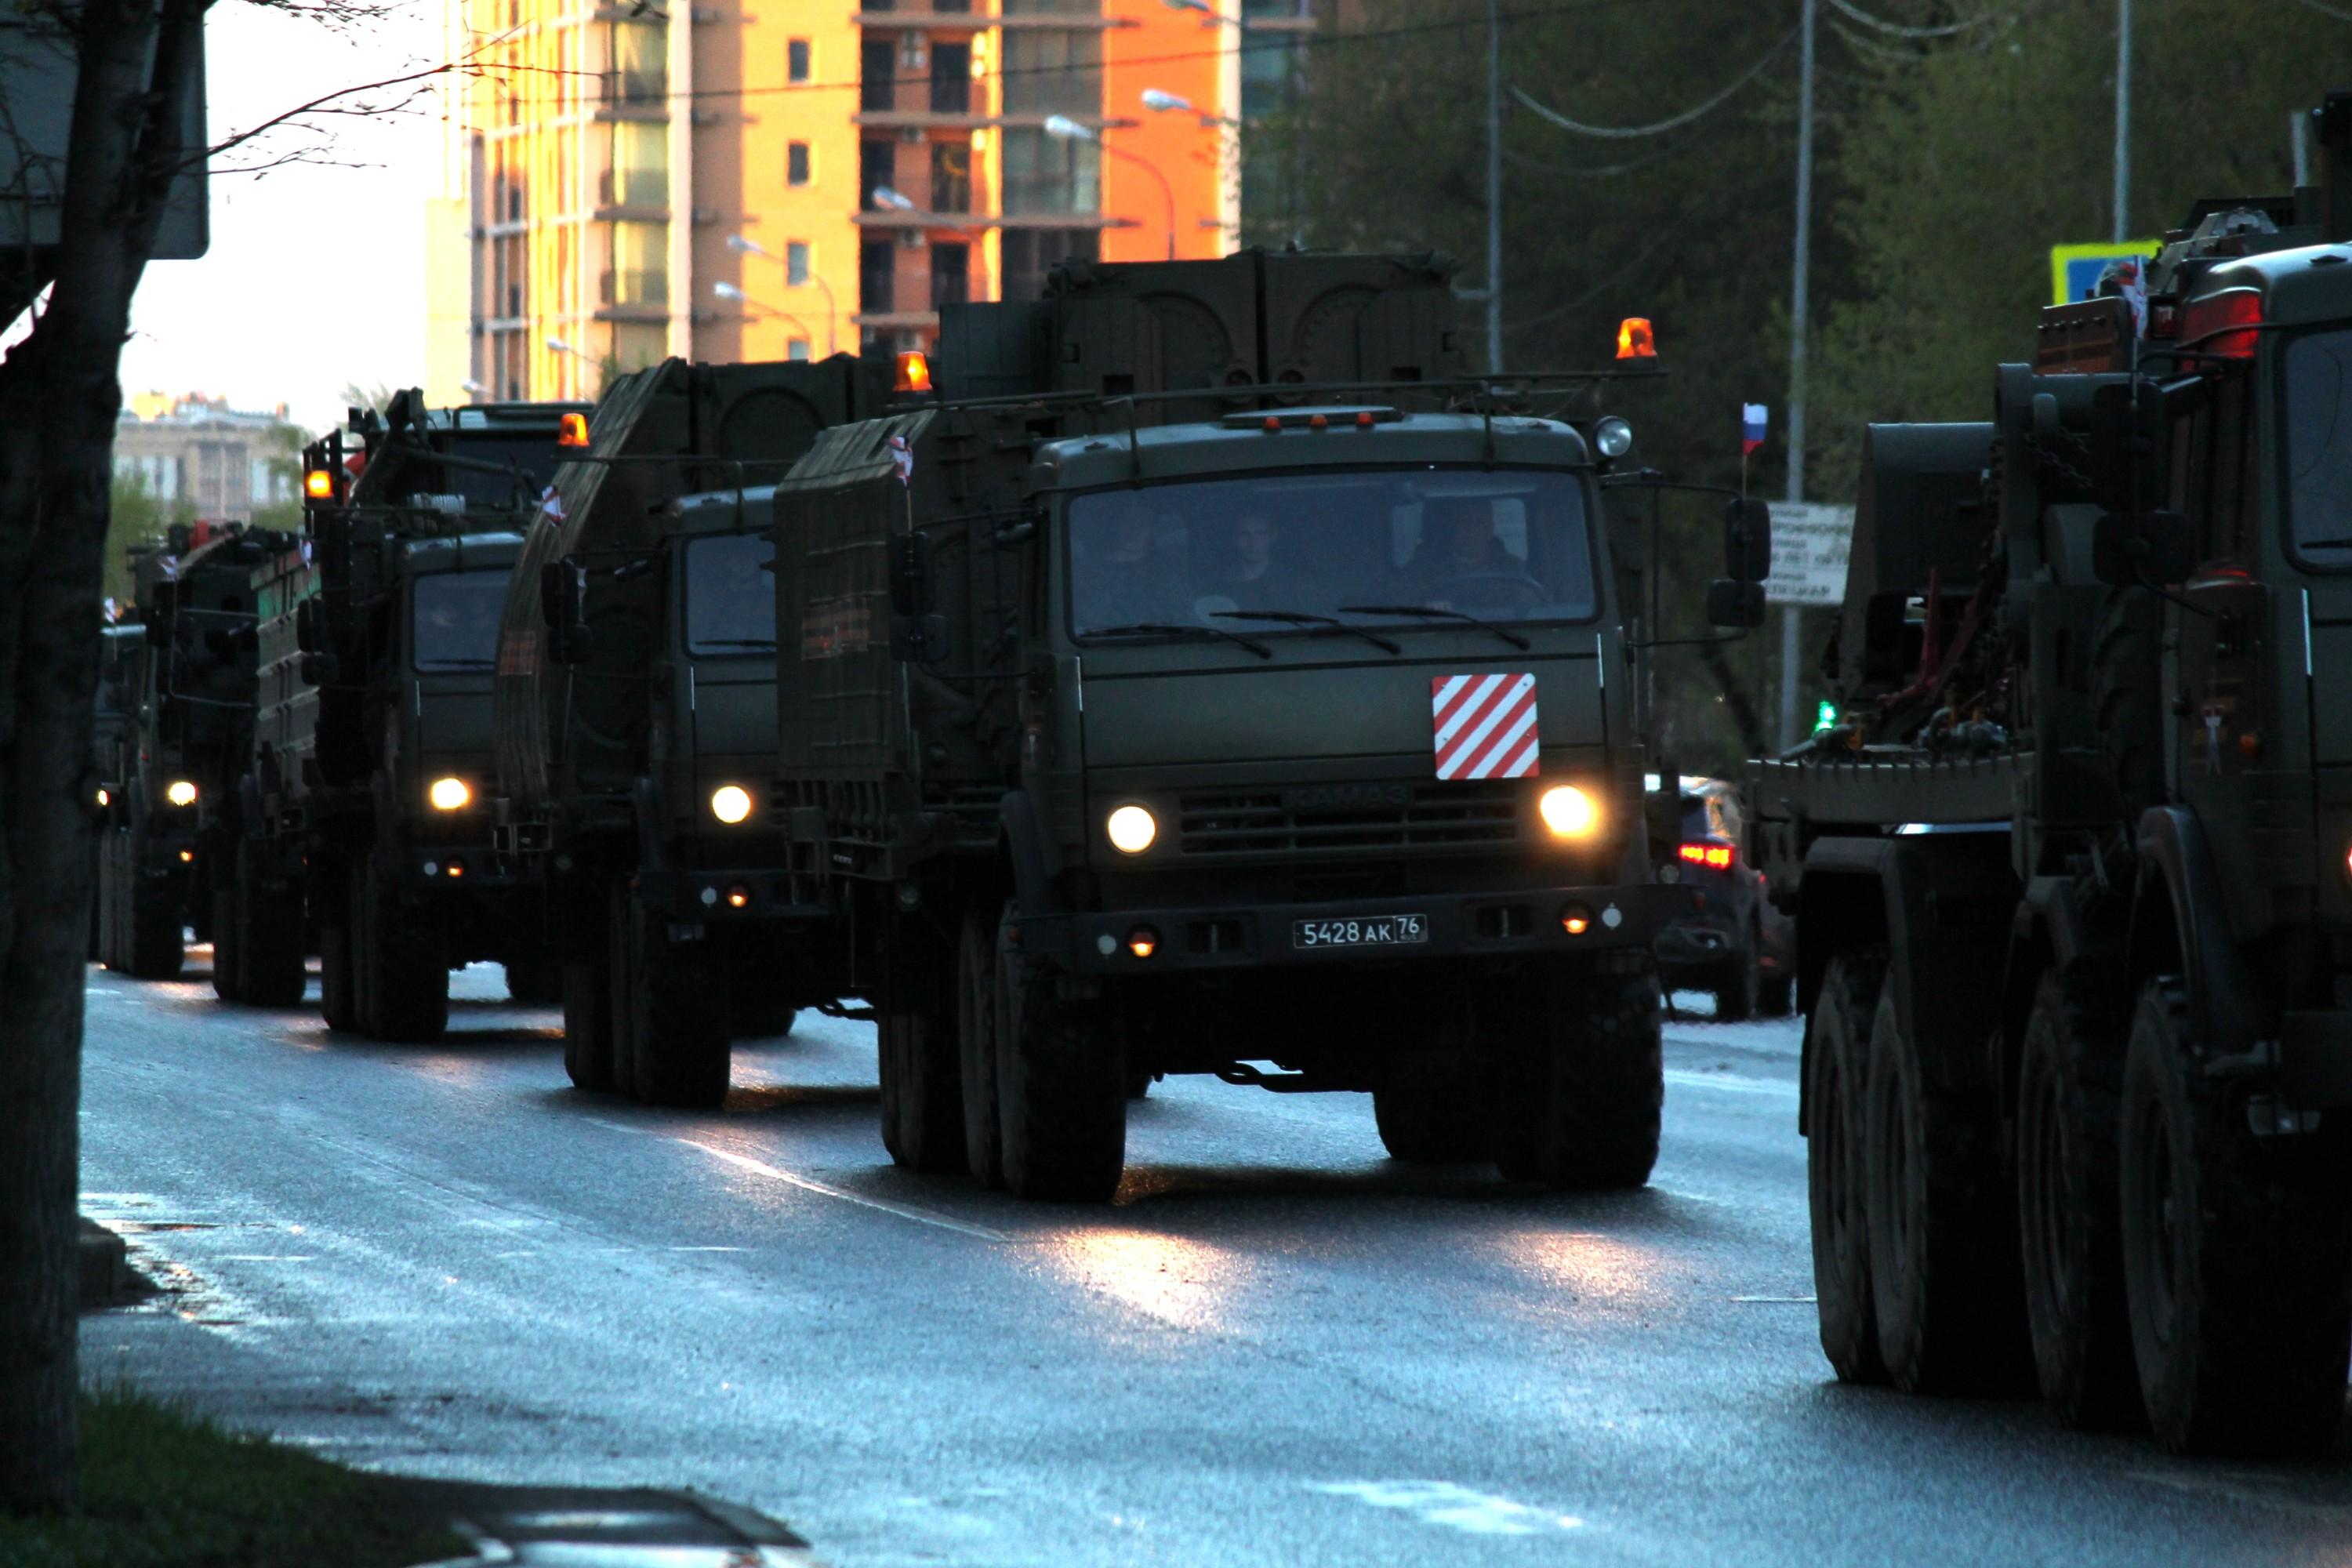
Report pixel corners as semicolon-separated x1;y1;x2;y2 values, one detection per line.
1751;91;2352;1457
764;249;1759;1202
219;393;586;1031
93;523;303;980
491;354;891;1102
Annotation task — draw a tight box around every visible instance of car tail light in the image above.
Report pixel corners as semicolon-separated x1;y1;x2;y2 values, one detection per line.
1678;840;1735;871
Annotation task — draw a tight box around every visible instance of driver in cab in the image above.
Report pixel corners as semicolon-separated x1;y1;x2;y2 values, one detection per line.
1408;498;1523;609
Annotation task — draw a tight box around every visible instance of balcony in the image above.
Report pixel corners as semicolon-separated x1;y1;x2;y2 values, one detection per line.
598;268;670;312
597;167;670;214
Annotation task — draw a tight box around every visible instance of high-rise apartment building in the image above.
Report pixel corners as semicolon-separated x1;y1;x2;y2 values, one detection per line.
429;0;1268;405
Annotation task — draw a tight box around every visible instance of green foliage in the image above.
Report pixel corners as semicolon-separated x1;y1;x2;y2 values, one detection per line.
103;473;191;608
0;1387;464;1567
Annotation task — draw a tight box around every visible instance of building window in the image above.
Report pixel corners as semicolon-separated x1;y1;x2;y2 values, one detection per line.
999;227;1098;303
605;121;668;208
860;241;895;315
604;220;670;307
930;42;970;114
606;20;667;106
931;242;969;310
860;139;895;209
788;339;811;362
786;241;810;285
860;38;895;114
611;322;667;374
930;140;971;213
1000;127;1098;216
787;38;810;82
788;142;811;187
1001;27;1099;118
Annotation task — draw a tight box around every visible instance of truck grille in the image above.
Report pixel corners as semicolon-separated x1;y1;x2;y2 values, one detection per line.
1177;781;1520;856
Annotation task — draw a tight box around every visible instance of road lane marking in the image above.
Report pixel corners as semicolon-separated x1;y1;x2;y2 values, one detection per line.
1662;1068;1798;1098
1308;1480;1584;1537
677;1139;1006;1242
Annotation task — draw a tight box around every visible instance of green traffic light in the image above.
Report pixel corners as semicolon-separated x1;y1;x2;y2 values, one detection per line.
1813;700;1838;732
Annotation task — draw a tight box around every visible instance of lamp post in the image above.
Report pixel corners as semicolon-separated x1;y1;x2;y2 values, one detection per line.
545;335;587;399
727;234;837;357
1142;86;1238;131
1045;114;1175;262
713;281;818;357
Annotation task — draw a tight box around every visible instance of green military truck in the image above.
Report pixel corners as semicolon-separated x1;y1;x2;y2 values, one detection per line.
93;523;303;981
765;249;1758;1201
491;355;887;1102
1751;91;2352;1455
223;393;583;1031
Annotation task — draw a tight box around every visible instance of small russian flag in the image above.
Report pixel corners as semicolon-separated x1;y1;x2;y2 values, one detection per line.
1742;403;1769;456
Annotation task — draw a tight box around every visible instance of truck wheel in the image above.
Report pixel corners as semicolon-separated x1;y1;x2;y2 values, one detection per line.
209;887;246;1003
356;858;449;1043
2092;590;2165;824
1494;954;1661;1189
995;915;1125;1203
1864;986;2029;1395
113;827;183;980
318;919;358;1033
604;884;642;1094
1807;947;1886;1384
1713;943;1759;1023
1373;1056;1489;1165
880;997;965;1174
624;899;732;1109
2118;977;2352;1457
234;850;307;1008
503;958;562;1007
958;904;1004;1188
561;954;618;1093
2015;964;2140;1429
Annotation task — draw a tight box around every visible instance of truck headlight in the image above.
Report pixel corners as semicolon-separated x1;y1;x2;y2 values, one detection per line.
428;776;472;811
165;780;198;807
1106;804;1158;855
710;784;754;825
1537;783;1598;839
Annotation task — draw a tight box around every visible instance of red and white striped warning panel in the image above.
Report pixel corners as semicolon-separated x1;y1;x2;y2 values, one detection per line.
1431;673;1540;780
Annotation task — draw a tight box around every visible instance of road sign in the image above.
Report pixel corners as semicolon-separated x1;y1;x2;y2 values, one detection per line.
1765;503;1852;608
2049;240;2158;306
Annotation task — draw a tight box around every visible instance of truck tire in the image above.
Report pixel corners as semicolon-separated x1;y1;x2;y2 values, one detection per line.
2015;964;2141;1429
1494;953;1662;1189
1807;947;1886;1384
210;887;246;1003
109;826;183;980
995;913;1125;1203
561;956;618;1092
227;849;307;1008
1373;1055;1489;1165
623;898;731;1109
2118;977;2352;1457
958;904;1004;1188
1864;986;2030;1395
2092;590;2165;824
318;919;359;1033
354;858;449;1043
880;1002;965;1174
604;884;643;1094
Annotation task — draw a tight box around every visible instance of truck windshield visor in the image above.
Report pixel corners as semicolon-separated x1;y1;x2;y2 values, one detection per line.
411;569;509;671
1065;467;1597;638
684;533;776;656
2285;326;2352;564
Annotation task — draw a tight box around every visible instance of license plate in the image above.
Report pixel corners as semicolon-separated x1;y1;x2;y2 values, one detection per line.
1292;913;1428;950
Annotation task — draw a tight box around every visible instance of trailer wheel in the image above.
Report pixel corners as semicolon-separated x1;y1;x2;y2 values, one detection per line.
1807;947;1886;1383
624;898;731;1109
958;904;1005;1188
108;823;183;980
1494;953;1662;1189
1864;987;2029;1395
355;858;449;1043
1374;1056;1490;1166
209;887;246;1003
2015;964;2141;1429
995;912;1125;1203
2119;977;2352;1457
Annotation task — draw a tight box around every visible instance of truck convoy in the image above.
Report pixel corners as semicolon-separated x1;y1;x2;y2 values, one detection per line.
208;394;586;1033
1753;91;2352;1455
756;249;1762;1201
93;522;303;982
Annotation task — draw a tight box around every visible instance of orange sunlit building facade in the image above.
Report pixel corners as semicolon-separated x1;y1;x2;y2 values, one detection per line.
431;0;1269;405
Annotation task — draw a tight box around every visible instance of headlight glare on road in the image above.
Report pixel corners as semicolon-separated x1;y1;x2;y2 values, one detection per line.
710;784;754;825
165;779;198;807
1537;783;1598;839
1106;804;1158;855
428;776;471;811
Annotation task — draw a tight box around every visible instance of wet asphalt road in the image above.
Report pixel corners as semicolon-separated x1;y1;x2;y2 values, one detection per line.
78;957;2352;1566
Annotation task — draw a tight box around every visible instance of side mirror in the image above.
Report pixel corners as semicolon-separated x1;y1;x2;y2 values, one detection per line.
2088;380;2167;513
294;597;321;654
1706;579;1767;630
1725;497;1771;583
2092;509;2195;586
888;532;936;619
539;558;583;630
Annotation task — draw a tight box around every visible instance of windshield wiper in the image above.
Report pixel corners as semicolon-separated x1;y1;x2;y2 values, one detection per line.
694;637;777;648
1085;621;1274;659
419;658;495;670
1339;603;1531;651
1213;608;1401;654
2300;536;2352;549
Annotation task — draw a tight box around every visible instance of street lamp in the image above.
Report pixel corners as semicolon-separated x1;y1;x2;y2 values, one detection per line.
1142;85;1239;130
1045;114;1176;262
1161;0;1242;24
727;234;837;357
713;281;817;358
545;336;587;399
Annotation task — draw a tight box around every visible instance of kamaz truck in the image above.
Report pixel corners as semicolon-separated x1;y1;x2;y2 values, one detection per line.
764;249;1759;1202
491;355;888;1102
93;523;303;981
223;393;584;1032
1751;91;2352;1456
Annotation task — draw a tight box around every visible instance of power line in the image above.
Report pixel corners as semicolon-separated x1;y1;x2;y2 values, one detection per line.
1507;28;1798;139
1823;0;1992;38
2285;0;2352;20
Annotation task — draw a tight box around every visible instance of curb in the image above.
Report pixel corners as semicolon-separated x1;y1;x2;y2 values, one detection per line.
78;1216;132;1310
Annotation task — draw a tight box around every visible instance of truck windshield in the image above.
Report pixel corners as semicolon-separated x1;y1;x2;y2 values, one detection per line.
2285;326;2352;561
1065;467;1596;640
411;568;509;671
684;534;775;656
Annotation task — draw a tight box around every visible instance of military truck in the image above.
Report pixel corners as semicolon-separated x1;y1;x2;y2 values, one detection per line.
763;249;1760;1202
1750;91;2352;1456
215;394;585;1031
490;355;889;1102
93;522;303;981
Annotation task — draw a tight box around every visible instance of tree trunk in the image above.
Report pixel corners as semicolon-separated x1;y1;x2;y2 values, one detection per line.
0;0;198;1515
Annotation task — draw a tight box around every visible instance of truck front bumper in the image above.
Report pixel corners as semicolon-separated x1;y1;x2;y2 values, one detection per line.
387;843;527;890
635;867;830;922
1016;880;1700;977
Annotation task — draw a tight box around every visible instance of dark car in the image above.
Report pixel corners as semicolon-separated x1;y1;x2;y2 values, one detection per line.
1650;777;1791;1020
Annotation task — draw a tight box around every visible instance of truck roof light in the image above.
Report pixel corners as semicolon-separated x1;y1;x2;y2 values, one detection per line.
895;351;933;394
303;470;335;499
1356;410;1375;427
557;411;591;448
1616;317;1657;360
2179;289;2263;358
1308;413;1328;430
1263;415;1282;433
